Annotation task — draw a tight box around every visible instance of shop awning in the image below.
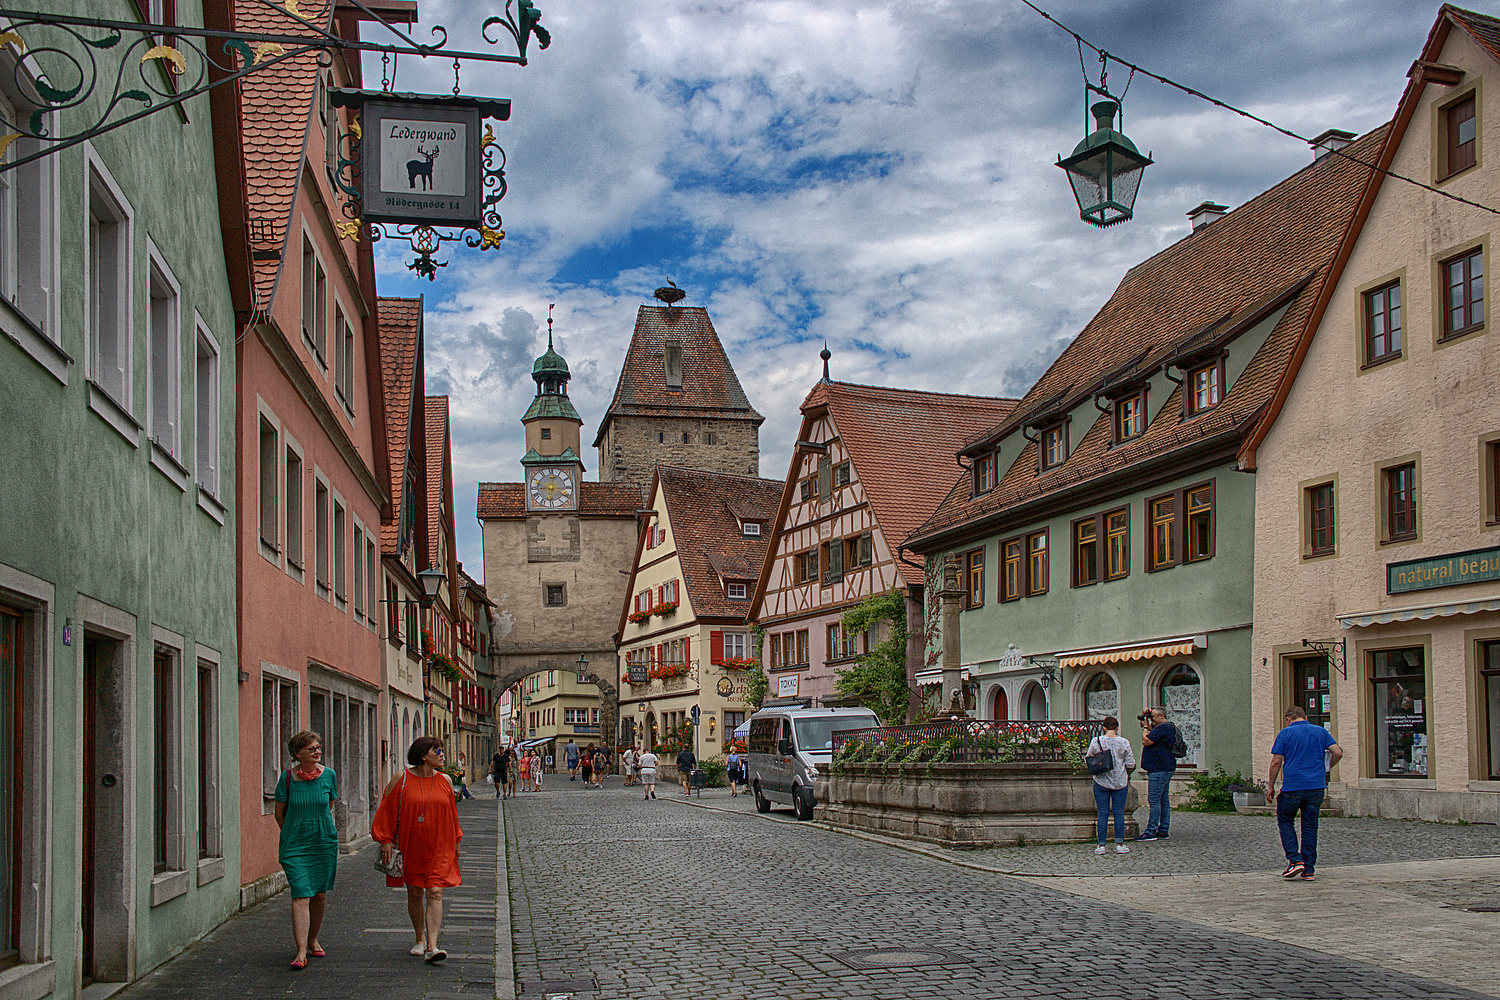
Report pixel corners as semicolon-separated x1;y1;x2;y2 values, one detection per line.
1336;595;1500;629
913;666;973;688
1056;635;1205;669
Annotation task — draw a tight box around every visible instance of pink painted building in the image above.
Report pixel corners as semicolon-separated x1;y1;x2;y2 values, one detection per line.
217;0;392;904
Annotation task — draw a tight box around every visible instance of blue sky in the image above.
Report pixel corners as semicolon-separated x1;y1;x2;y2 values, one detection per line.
366;0;1500;583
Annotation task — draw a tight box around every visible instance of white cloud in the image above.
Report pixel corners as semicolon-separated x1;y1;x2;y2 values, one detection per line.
367;0;1499;576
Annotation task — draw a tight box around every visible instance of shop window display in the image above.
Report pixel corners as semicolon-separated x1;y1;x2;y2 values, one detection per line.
1083;672;1117;721
1371;647;1427;777
1160;663;1202;767
1483;641;1500;780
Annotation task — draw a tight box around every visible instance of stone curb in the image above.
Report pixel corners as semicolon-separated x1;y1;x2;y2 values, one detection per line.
662;790;1500;880
495;799;515;1000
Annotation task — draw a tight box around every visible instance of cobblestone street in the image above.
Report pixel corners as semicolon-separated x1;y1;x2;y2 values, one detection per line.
115;781;1500;1000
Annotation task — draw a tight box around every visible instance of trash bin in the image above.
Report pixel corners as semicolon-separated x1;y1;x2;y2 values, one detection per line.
689;767;706;791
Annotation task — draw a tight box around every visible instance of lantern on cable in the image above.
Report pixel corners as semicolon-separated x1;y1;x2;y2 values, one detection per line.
1056;53;1152;228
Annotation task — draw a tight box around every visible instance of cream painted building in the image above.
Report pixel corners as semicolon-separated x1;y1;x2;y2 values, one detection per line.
617;466;781;756
1247;6;1500;821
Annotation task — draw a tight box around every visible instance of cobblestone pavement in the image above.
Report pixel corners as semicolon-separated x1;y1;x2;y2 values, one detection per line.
116;796;501;1000
506;783;1500;1000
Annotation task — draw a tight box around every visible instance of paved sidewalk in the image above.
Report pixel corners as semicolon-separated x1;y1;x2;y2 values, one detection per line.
115;797;502;1000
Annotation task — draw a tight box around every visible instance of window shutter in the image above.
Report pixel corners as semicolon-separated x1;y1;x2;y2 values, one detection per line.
656;585;664;606
860;531;873;565
818;456;831;499
710;631;723;664
683;636;690;665
830;536;844;583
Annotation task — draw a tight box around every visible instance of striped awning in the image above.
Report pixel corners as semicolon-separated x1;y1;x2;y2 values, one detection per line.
1336;595;1500;629
1057;637;1202;669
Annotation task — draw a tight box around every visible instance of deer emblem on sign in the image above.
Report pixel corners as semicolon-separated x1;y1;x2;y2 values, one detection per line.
406;144;439;190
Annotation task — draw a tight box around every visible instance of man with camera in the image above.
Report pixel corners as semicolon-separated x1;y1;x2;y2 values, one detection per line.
1135;707;1178;841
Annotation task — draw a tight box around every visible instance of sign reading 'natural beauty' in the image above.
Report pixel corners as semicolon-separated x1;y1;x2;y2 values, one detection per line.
1387;545;1500;595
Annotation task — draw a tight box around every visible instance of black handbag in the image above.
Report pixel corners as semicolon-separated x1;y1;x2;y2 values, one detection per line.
1085;739;1114;775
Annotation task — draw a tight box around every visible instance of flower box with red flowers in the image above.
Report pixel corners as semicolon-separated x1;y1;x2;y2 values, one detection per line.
721;656;757;671
652;601;679;617
628;609;652;625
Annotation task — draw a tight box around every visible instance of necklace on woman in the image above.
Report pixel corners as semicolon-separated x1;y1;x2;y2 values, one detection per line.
295;764;320;780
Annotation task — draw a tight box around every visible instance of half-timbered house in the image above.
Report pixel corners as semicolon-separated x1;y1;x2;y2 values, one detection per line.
617;466;781;754
748;375;1015;715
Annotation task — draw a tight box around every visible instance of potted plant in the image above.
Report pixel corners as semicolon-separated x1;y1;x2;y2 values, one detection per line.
1228;780;1268;811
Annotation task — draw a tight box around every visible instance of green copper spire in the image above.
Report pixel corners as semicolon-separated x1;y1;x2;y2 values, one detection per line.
526;303;581;422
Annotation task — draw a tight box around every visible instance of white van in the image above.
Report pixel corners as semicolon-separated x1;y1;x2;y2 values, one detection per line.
745;703;878;820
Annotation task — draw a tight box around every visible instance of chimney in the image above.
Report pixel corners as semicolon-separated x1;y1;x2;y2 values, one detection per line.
1187;201;1228;232
1310;128;1356;162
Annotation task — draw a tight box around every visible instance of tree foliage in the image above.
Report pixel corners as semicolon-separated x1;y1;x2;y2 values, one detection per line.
740;622;769;709
834;589;909;725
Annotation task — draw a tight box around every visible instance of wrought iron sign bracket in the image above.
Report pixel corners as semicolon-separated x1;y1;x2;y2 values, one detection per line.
330;88;509;279
1301;637;1347;680
0;1;549;175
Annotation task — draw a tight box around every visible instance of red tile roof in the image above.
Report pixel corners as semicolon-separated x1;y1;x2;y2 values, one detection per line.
425;395;450;569
800;381;1017;584
476;482;642;519
909;125;1388;549
234;0;330;311
657;466;782;620
377;296;422;553
1449;5;1500;61
592;305;764;447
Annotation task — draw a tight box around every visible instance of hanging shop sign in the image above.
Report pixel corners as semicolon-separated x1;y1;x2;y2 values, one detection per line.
1387;544;1500;595
358;95;504;228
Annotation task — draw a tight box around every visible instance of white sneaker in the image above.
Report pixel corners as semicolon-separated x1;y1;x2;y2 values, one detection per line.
409;942;426;956
1094;845;1108;855
1116;844;1130;854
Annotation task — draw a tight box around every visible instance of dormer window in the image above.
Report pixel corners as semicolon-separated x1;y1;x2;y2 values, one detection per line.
1112;391;1145;444
1186;360;1222;416
741;521;761;537
726;582;748;599
1040;422;1069;471
974;454;996;493
665;340;683;388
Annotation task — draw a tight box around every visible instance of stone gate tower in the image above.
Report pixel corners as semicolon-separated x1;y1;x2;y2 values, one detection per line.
592;302;764;498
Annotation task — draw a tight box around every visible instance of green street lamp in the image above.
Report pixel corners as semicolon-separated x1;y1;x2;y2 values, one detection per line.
1057;99;1152;228
576;653;590;684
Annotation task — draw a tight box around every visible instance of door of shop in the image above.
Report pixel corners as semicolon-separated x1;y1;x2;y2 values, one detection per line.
1289;655;1331;728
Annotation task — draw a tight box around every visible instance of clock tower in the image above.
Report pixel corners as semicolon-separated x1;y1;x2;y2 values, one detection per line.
521;310;585;512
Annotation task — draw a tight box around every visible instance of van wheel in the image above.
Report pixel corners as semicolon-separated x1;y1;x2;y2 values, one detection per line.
793;787;815;821
753;783;770;813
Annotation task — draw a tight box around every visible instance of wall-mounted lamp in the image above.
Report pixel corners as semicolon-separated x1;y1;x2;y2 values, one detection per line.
708;716;716;734
1030;656;1061;689
418;567;447;607
576;653;590;684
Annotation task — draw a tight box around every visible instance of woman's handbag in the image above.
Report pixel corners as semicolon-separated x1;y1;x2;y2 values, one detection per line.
1085;739;1115;776
374;772;407;877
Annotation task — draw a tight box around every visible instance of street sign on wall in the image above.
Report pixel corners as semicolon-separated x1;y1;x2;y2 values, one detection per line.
778;674;799;698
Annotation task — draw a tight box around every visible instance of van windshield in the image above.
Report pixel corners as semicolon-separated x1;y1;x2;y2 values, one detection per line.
794;715;878;751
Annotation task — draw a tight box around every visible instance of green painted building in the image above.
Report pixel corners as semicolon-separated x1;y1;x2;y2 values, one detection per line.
905;132;1387;789
0;4;240;996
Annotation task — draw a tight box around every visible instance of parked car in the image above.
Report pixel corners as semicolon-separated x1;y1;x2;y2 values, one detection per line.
745;704;878;820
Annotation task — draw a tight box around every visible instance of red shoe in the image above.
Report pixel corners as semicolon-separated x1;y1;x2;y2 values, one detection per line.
290;958;308;970
310;947;327;958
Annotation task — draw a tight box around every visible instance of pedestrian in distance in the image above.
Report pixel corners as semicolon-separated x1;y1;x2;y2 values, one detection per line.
456;751;475;800
274;730;338;970
622;745;637;786
491;747;505;798
371;736;463;965
1135;706;1180;841
532;750;544;791
638;747;659;799
676;745;697;796
503;747;518;798
1268;704;1343;881
517;749;531;792
580;744;594;786
726;747;743;797
591;748;605;787
566;738;579;780
1086;716;1136;854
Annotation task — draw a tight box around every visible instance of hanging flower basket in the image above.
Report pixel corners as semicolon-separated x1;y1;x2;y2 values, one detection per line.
628;609;652;625
721;656;757;671
653;601;679;617
647;662;690;680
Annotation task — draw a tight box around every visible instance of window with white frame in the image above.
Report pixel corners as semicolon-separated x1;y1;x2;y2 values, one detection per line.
258;416;278;553
88;159;132;405
723;631;747;659
285;442;303;570
148;251;180;456
195;325;220;495
726;582;747;599
196;655;222;862
315;478;330;596
333;499;347;609
365;538;377;629
340;312;355;411
153;641;183;876
0;84;58;344
352;524;364;619
261;672;298;805
301;236;327;366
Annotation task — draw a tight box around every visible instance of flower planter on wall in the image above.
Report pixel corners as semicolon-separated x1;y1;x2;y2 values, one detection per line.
824;761;1139;849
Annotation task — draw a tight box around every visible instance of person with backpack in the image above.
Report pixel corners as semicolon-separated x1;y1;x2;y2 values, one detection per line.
676;746;697;796
590;749;605;788
1135;706;1184;842
1085;716;1136;854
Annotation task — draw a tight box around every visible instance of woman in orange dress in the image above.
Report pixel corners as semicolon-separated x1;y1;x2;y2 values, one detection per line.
371;736;462;964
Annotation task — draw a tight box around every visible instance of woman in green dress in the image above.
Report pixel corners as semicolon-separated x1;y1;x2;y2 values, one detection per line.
275;730;339;970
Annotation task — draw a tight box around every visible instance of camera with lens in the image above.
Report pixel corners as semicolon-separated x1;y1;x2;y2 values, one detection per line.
1136;712;1152;724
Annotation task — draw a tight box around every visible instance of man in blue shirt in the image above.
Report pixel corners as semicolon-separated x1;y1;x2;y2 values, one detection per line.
1134;707;1178;841
565;739;580;780
1268;705;1343;881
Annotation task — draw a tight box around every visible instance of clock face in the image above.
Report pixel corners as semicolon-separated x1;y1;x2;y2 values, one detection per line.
528;467;575;509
